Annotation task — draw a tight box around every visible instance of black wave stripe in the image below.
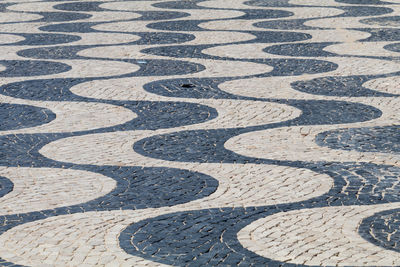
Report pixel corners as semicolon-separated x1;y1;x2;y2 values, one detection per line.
134;32;195;45
0;78;89;101
290;74;399;97
78;166;219;210
152;0;206;9
263;42;338;57
358;28;400;42
136;11;191;20
244;0;297;7
249;30;312;43
0;76;218;105
236;9;295;20
254;19;317;30
15;44;208;75
0;103;56;131
0;0;399;265
40;22;98;33
131;59;206;76
119;207;278;266
53;1;107;11
0;4;11;12
0;134;66;168
339;6;393;17
141;45;339;76
0;100;217;165
258;59;338;76
0;11;92;24
54;1;192;21
316;125;400;153
4;33;81;46
335;0;394;5
360;208;400;253
147;20;209;31
0;176;13;199
119;162;400;265
141;44;215;58
113;101;218;131
0;60;71;77
38;26;194;44
18;43;209;59
143;77;238;99
383;42;400;53
34;11;92;22
1;101;216;135
17;46;91;59
255;6;394;30
0;145;398;265
0;165;219;242
314;163;400;206
133;100;381;163
146;9;293;31
361;16;400;26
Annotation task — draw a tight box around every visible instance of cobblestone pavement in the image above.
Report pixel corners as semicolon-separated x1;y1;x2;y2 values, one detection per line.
1;0;400;266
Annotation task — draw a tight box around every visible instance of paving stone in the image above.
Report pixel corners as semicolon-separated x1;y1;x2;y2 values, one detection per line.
1;0;400;266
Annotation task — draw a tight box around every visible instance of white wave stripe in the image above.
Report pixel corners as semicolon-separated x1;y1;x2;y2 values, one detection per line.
198;29;371;52
364;76;400;95
37;133;334;209
197;0;270;10
0;34;25;45
0;46;41;60
99;1;167;12
305;10;400;29
196;19;272;32
70;32;141;46
238;204;400;266
213;56;400;99
0;210;167;266
224;97;400;166
67;75;317;102
324;42;400;57
34;131;338;206
198;7;344;32
197;0;345;18
7;2;142;21
203;45;400;77
289;0;352;5
0;49;141;76
92;20;160;33
99;3;246;20
0;22;47;34
1;0;400;265
7;2;76;12
46;60;140;78
183;31;257;45
0;12;42;23
0;97;137;134
218;75;400;100
187;163;333;208
0;162;333;266
0;167;116;215
82;11;142;22
77;46;275;76
218;76;329;99
38;99;301;164
0;32;139;49
68;76;291;102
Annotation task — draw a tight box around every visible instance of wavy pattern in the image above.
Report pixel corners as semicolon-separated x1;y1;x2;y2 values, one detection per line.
1;0;400;266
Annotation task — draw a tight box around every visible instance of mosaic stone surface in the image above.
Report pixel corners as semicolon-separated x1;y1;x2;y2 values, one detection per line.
1;0;400;266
